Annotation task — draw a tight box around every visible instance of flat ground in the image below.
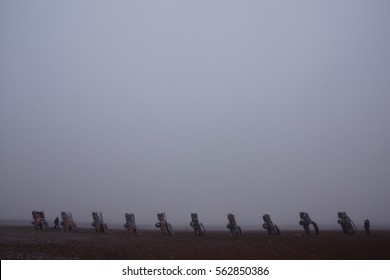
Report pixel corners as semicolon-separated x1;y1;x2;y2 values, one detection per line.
0;226;389;259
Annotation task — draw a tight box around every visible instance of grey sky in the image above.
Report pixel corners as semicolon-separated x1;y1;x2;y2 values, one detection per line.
1;0;389;228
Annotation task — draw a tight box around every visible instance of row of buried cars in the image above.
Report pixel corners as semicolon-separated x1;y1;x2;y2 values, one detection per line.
31;211;359;236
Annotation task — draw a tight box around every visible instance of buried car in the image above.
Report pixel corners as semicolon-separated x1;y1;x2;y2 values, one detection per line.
190;213;206;236
61;212;77;231
226;213;242;236
262;214;281;235
31;211;49;230
155;212;174;235
299;212;319;235
91;211;108;233
124;213;139;235
337;212;357;235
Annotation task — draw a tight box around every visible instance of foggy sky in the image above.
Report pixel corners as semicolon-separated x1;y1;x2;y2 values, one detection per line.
1;0;389;229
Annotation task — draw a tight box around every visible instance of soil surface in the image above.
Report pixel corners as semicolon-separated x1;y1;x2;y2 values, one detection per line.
1;226;389;260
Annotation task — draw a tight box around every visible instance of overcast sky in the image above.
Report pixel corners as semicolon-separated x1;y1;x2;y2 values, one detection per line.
1;0;389;229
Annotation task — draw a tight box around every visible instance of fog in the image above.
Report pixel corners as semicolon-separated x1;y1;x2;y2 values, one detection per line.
1;1;389;229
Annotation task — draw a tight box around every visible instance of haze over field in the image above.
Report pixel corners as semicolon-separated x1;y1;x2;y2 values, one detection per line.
1;1;389;228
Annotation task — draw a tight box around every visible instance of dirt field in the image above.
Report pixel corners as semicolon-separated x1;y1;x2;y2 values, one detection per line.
1;225;389;260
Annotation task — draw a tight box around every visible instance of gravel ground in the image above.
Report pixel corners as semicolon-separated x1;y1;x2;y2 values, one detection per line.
1;226;389;260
